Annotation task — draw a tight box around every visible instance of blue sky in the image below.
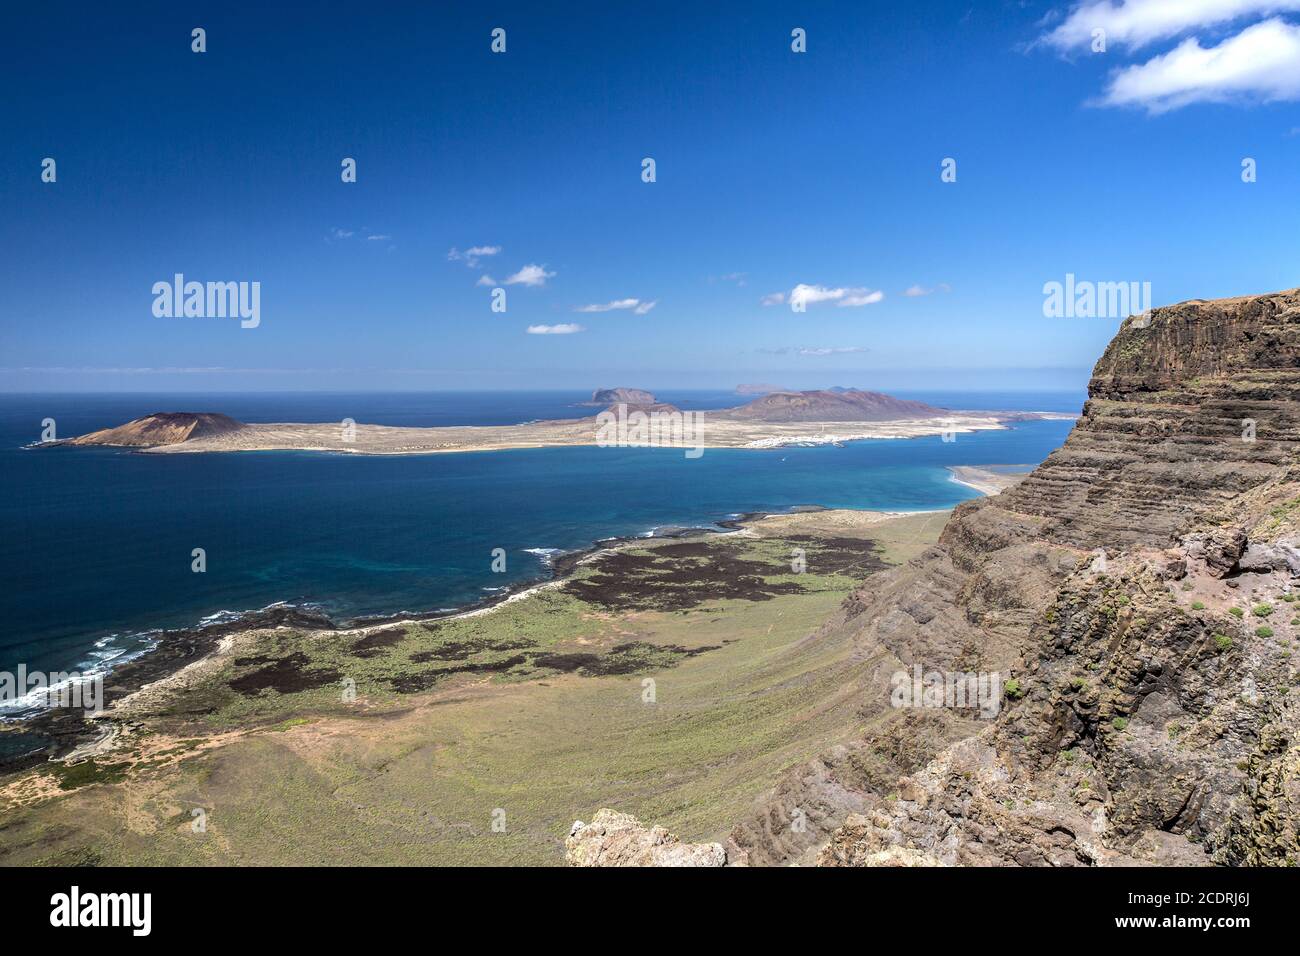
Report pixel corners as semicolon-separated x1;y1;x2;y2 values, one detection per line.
4;0;1300;392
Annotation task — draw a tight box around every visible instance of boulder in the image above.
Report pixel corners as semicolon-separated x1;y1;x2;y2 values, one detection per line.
565;809;726;867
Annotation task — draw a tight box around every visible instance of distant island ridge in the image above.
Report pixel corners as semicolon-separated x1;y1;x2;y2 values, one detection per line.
53;387;1075;455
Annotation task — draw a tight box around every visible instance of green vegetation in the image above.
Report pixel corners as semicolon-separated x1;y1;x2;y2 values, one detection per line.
1191;601;1205;611
1112;717;1129;732
1004;679;1024;700
0;509;949;867
49;759;128;791
1253;603;1274;618
1214;633;1233;652
1255;626;1274;639
1229;607;1245;618
1262;496;1300;535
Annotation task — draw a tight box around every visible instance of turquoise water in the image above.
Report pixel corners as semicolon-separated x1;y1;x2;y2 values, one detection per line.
0;392;1079;684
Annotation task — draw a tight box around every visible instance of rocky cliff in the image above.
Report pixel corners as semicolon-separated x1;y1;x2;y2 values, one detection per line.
573;289;1300;866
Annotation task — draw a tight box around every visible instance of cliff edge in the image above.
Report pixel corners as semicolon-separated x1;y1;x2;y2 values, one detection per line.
577;289;1300;866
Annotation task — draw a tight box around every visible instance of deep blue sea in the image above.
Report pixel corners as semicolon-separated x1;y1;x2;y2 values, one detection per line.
0;390;1082;705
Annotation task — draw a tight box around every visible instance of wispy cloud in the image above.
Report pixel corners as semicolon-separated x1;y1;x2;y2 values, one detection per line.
329;227;392;244
505;264;556;287
761;285;884;309
526;323;584;334
448;245;501;268
1040;0;1300;52
903;282;952;297
1098;17;1300;111
758;346;870;356
574;298;657;314
711;271;748;287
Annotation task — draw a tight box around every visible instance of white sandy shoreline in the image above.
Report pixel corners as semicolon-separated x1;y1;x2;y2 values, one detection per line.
946;465;1031;496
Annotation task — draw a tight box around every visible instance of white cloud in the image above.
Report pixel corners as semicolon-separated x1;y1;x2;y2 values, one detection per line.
366;234;392;241
476;275;496;287
574;298;657;314
836;289;885;307
759;346;869;356
1099;17;1300;111
1041;0;1300;52
328;228;355;240
763;284;884;309
526;323;584;334
505;264;556;287
903;282;952;297
797;346;869;356
448;245;502;268
575;298;639;312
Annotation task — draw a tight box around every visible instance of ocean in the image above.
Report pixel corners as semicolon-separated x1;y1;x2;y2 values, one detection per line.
0;390;1082;709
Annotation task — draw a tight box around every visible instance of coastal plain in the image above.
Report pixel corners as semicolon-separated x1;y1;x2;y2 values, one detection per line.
89;413;1059;456
0;509;947;866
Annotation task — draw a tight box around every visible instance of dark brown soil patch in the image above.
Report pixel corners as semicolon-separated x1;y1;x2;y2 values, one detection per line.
531;641;721;676
387;654;529;693
350;626;408;658
229;652;343;696
783;535;886;575
409;637;535;663
564;544;805;610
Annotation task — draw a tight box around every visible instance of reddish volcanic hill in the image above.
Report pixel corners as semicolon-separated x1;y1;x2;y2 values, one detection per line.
725;389;946;422
66;412;245;447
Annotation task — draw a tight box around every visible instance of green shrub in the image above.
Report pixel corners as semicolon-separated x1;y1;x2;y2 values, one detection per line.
1253;603;1274;618
1004;679;1023;699
1255;626;1274;639
1112;717;1129;731
1214;633;1233;651
1191;601;1206;610
1229;607;1245;618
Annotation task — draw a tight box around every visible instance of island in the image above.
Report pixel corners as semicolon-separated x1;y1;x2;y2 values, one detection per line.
53;388;1075;456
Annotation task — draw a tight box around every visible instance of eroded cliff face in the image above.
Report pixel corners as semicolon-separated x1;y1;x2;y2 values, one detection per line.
725;290;1300;867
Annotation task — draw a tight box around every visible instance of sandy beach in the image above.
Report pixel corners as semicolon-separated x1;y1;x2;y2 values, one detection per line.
946;465;1031;496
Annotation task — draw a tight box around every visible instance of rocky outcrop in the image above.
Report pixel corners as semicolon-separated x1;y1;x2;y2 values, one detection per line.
726;389;946;422
65;412;244;447
587;387;656;405
565;810;726;866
